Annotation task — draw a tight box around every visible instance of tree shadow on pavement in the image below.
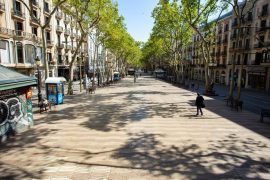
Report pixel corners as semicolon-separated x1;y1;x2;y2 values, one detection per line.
58;132;270;179
112;132;269;179
187;99;270;139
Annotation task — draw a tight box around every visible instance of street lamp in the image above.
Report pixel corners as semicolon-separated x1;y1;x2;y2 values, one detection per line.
35;56;42;103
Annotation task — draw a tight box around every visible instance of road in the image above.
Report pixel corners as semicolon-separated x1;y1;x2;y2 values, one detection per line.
0;76;270;179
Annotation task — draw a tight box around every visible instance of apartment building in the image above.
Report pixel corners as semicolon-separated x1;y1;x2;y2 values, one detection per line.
0;0;90;82
190;0;270;91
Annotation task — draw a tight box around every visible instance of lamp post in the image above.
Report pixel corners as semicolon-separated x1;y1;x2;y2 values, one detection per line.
35;56;42;103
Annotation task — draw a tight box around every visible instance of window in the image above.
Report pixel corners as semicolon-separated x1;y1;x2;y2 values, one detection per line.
32;27;37;36
237;55;241;64
47;52;52;62
262;4;268;16
16;43;23;63
57;35;60;44
44;2;49;12
58;54;62;63
66;55;68;63
261;20;266;28
245;39;250;49
15;1;21;12
45;16;49;24
15;21;23;35
33;10;37;18
57;20;60;25
46;31;50;40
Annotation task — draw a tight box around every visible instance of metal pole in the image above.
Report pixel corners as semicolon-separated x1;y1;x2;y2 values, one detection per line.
37;65;42;103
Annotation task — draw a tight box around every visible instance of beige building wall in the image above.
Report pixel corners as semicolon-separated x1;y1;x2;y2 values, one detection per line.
0;0;89;82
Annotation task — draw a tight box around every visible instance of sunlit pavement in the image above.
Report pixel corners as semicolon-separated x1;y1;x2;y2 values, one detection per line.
1;76;270;180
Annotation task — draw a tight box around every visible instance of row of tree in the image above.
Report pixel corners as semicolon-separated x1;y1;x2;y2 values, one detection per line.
141;0;258;100
20;0;142;95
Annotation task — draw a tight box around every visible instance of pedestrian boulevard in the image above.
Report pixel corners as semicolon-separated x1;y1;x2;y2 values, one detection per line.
0;76;270;180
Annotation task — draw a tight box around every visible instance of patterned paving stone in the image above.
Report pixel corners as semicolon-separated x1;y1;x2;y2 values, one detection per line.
0;76;270;179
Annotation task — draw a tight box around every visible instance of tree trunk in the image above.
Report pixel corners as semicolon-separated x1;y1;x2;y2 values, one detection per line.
92;44;98;87
41;28;49;79
79;57;82;92
67;62;74;95
237;60;244;100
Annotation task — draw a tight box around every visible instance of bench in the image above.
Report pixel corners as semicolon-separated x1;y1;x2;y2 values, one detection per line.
260;109;270;123
39;99;49;113
225;97;243;111
87;85;96;94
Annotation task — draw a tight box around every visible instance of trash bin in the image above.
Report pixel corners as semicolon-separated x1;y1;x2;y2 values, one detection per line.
45;77;66;105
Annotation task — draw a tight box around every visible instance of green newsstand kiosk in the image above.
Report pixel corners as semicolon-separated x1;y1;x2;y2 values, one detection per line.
0;65;37;142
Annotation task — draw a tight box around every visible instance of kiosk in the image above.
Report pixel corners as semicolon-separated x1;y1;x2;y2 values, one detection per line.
0;65;37;141
45;77;66;105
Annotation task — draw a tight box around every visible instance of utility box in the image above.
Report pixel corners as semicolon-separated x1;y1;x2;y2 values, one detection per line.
45;77;66;105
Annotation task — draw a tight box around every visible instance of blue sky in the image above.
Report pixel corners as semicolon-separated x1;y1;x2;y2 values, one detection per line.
117;0;159;42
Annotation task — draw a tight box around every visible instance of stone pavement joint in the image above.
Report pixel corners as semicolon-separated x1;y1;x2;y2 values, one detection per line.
0;76;270;180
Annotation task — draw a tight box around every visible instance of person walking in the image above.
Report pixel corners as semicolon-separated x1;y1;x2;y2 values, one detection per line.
195;93;205;116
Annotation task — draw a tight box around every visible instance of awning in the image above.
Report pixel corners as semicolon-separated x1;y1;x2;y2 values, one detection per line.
0;65;37;91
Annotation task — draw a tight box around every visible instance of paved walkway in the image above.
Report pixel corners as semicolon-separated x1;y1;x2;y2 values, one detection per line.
1;76;270;180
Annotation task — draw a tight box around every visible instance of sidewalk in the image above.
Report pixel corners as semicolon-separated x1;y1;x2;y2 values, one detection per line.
0;76;269;179
178;79;270;115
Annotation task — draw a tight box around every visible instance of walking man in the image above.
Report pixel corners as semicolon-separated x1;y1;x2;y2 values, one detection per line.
195;93;205;116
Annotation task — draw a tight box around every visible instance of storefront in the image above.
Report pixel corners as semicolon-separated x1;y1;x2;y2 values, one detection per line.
247;66;266;90
0;65;37;142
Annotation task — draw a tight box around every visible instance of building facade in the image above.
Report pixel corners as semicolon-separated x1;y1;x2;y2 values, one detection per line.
190;0;270;91
0;0;100;82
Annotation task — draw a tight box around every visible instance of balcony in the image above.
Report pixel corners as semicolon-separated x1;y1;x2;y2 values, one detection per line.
32;35;42;44
65;45;71;51
14;30;25;40
231;33;237;40
56;25;63;33
0;27;14;39
70;21;76;27
31;0;39;9
55;11;62;19
221;51;227;56
64;29;70;36
232;21;238;28
45;24;51;30
71;46;77;53
229;47;235;52
76;35;81;40
24;32;34;40
70;32;76;39
11;9;25;21
259;10;268;18
217;64;226;68
49;60;56;66
30;17;39;26
56;43;64;49
254;42;270;49
44;7;50;15
262;58;270;65
245;16;253;23
46;40;54;48
256;27;269;33
0;2;5;13
64;16;71;24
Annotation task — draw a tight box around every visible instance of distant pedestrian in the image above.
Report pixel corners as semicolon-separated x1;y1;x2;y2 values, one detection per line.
195;93;205;116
